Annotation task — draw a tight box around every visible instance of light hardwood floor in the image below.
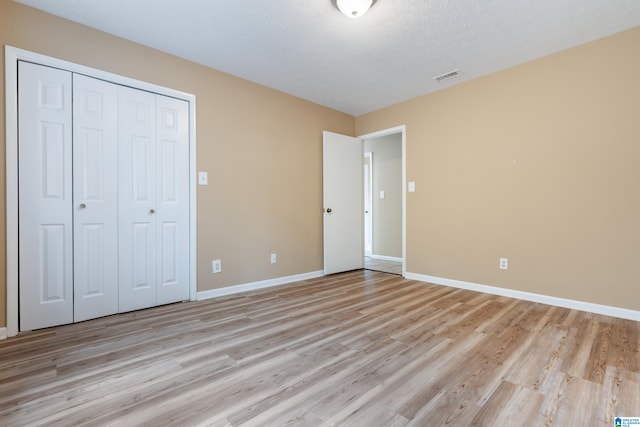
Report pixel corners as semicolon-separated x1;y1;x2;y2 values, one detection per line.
1;270;638;426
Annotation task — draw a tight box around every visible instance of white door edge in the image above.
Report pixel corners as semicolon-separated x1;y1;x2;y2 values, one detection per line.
364;152;373;257
4;46;198;337
358;126;407;277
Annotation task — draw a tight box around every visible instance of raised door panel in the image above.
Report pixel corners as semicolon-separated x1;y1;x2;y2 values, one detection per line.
18;61;73;331
156;96;190;304
73;74;119;322
118;86;158;312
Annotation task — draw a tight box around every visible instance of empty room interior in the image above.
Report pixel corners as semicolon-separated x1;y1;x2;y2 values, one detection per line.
1;0;639;425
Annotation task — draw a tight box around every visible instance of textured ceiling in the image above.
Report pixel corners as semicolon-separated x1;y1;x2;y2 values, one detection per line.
15;0;640;116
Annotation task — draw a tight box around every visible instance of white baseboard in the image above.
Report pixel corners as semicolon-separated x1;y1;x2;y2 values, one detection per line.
197;270;324;301
0;327;7;340
370;255;403;263
405;272;640;322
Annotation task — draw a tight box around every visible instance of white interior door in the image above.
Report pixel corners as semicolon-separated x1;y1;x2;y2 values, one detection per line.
155;95;190;305
323;131;364;275
72;74;119;322
18;62;74;331
118;86;158;312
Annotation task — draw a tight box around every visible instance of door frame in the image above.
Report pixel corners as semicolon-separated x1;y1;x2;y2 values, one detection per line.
358;125;406;276
4;46;198;337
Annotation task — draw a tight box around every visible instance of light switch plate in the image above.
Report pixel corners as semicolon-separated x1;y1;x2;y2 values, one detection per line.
379;190;385;199
198;171;208;185
408;181;416;192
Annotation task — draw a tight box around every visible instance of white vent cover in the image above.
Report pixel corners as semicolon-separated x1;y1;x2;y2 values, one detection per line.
433;69;460;82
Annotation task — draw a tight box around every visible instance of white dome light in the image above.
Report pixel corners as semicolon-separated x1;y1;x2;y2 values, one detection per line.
335;0;375;18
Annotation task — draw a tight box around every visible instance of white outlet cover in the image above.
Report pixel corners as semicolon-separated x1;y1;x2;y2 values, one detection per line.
379;190;385;199
499;258;508;270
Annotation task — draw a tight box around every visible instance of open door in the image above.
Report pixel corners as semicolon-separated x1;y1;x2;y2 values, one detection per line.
323;131;364;275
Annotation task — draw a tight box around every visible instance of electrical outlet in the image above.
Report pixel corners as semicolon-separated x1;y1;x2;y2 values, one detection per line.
499;258;508;270
212;259;222;273
270;253;277;264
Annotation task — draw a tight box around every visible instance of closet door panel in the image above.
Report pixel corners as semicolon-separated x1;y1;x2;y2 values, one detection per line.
18;62;73;331
73;74;119;322
156;96;190;304
118;86;158;312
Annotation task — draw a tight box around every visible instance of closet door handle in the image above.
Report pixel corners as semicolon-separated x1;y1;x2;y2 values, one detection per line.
79;203;86;209
150;209;156;214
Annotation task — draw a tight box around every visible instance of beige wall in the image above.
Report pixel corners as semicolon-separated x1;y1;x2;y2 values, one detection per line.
0;1;354;328
364;134;402;258
357;27;640;312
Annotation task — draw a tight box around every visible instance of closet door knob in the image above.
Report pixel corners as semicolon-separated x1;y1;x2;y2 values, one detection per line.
150;209;156;214
79;203;86;209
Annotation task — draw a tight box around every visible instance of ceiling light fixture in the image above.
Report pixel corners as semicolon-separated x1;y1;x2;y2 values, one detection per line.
334;0;377;18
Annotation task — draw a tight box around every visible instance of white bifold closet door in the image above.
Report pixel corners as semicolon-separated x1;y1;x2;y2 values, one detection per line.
117;86;190;312
18;61;189;331
73;74;119;322
18;62;74;331
19;63;119;330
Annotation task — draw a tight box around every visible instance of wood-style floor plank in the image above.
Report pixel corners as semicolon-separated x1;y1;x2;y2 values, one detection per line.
1;270;638;426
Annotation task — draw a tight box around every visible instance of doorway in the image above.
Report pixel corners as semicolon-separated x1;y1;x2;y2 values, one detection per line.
321;127;405;277
360;127;406;276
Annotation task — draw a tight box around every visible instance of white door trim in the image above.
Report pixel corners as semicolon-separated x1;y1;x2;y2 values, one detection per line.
358;126;406;277
4;46;198;337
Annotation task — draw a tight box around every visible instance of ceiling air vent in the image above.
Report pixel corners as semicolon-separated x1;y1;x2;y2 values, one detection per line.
432;69;460;82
